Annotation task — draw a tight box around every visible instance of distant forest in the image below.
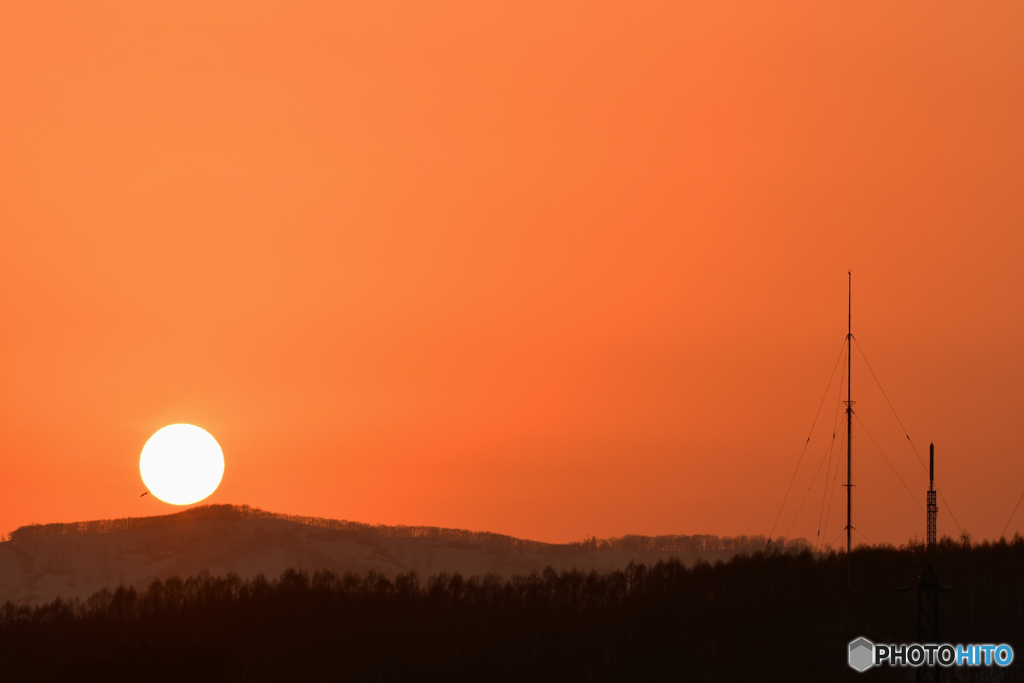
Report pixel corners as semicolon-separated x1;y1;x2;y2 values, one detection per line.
2;537;1022;682
8;503;807;554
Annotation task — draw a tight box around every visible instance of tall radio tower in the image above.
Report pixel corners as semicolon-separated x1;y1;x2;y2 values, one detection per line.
844;272;854;557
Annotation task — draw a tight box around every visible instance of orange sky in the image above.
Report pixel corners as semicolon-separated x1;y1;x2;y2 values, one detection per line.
2;2;1023;546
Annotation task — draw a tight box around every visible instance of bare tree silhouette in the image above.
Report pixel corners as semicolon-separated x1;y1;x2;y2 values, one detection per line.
1;535;1021;682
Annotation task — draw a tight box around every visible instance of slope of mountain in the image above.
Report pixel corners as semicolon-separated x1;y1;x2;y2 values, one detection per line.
0;505;805;604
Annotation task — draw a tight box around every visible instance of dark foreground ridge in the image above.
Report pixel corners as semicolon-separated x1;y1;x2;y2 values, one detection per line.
2;537;1022;682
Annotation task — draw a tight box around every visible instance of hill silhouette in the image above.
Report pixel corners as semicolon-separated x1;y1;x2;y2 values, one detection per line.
0;504;807;605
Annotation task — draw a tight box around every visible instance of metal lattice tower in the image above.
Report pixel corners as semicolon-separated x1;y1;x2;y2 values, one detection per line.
844;272;855;586
927;443;937;548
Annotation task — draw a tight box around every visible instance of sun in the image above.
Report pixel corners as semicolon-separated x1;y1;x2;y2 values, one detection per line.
140;424;225;505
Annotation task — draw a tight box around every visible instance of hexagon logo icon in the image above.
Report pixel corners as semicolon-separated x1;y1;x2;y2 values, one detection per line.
849;637;875;672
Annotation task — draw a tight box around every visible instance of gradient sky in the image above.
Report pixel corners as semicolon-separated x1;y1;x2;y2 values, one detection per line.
2;2;1023;546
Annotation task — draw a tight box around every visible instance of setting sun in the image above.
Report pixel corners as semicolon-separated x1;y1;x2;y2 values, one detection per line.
139;424;224;505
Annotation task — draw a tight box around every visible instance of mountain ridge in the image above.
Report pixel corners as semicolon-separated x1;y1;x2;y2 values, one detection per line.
0;504;808;605
8;503;805;553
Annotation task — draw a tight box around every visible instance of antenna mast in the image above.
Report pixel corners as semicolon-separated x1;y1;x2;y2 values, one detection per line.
845;272;854;559
927;443;937;547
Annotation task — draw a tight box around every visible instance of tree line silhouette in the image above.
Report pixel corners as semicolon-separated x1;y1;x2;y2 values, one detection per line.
1;536;1022;682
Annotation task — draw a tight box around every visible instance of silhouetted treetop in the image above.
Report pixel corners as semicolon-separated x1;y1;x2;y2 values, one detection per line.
2;537;1022;682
